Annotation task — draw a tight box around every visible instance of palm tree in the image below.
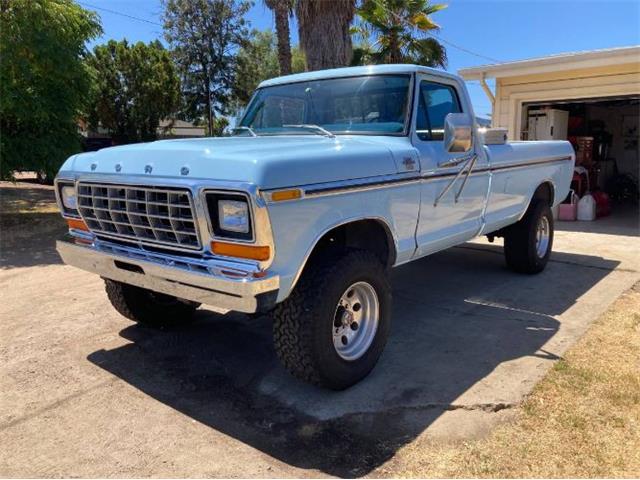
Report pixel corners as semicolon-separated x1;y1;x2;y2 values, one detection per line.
264;0;293;75
296;0;356;71
352;0;447;68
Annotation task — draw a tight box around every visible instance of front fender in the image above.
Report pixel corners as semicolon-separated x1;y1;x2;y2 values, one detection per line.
265;182;420;303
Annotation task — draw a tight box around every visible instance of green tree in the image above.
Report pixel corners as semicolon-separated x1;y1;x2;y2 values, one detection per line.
0;0;101;180
296;0;356;71
210;117;230;136
163;0;251;136
263;0;294;75
352;0;447;68
233;29;305;107
86;40;181;144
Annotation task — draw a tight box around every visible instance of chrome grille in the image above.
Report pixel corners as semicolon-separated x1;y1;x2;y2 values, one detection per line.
76;182;201;250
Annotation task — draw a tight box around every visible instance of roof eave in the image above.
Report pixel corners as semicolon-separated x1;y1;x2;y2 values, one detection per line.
459;45;640;81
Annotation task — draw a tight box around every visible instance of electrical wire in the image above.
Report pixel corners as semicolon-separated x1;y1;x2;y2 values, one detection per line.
370;0;501;64
77;1;162;26
429;32;500;63
77;0;501;64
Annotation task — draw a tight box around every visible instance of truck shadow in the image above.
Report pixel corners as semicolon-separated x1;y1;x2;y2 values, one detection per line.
87;245;619;477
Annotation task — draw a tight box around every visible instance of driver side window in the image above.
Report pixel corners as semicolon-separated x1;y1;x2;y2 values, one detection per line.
416;81;461;141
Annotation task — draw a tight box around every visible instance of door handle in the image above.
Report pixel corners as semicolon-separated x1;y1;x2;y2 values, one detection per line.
438;154;472;169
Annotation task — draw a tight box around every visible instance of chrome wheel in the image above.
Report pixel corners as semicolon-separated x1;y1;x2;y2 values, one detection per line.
535;215;550;258
332;281;379;361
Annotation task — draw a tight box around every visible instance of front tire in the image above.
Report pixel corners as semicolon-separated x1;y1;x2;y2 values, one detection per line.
104;279;199;328
273;250;392;390
504;200;554;274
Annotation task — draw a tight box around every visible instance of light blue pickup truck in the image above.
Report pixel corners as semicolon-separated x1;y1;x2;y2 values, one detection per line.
55;65;574;389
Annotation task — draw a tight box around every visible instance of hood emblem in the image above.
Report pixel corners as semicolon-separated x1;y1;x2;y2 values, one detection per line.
115;163;122;172
90;163;97;171
144;164;153;174
180;166;190;176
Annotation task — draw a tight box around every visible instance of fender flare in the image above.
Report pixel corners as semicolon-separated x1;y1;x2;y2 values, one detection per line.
288;215;398;294
518;179;557;221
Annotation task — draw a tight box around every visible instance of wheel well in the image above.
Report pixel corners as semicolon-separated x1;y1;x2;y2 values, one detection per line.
485;181;555;242
306;219;396;269
533;182;554;207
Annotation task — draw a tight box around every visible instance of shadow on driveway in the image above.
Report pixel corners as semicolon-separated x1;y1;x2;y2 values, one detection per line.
0;183;66;269
87;245;618;477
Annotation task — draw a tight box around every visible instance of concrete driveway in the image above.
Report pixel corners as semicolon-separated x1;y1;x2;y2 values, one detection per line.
1;182;638;477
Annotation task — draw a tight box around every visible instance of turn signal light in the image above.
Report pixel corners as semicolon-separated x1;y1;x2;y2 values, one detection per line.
66;218;89;232
211;241;270;261
270;189;302;202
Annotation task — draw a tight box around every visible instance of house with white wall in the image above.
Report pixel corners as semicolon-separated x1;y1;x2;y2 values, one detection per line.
460;46;639;207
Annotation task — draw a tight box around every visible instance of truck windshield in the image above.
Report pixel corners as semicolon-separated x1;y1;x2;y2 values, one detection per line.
237;74;411;136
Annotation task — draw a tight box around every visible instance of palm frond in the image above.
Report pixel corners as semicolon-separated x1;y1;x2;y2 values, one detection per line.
411;36;447;68
353;0;447;66
411;12;440;31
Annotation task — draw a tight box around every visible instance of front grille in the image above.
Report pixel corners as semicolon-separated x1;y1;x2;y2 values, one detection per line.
76;182;201;250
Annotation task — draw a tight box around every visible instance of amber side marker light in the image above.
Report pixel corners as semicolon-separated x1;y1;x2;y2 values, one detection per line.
270;189;302;202
211;241;270;261
67;218;89;232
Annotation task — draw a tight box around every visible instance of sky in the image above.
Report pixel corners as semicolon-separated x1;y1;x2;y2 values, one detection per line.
78;0;640;118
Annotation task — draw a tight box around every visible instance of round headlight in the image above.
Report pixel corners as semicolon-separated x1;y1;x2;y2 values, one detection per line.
61;185;77;210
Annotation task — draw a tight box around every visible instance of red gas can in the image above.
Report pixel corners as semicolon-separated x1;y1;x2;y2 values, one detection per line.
592;190;611;218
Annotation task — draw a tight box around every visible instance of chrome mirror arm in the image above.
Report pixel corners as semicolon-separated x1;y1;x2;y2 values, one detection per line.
433;154;477;207
454;154;478;203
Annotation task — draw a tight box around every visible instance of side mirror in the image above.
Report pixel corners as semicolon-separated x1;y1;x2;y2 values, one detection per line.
444;113;473;153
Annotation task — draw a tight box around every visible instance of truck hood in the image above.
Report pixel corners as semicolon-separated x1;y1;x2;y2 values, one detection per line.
62;136;412;189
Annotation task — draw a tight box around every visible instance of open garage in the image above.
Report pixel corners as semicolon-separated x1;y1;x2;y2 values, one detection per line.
460;46;639;229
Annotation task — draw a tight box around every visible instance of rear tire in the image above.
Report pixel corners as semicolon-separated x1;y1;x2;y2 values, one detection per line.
272;250;392;390
104;279;199;328
504;200;554;274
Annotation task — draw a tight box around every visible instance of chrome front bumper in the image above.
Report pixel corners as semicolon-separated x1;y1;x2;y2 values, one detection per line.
56;235;279;313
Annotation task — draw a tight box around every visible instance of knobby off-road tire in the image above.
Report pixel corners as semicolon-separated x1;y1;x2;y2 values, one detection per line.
272;249;392;390
104;279;199;328
504;200;554;274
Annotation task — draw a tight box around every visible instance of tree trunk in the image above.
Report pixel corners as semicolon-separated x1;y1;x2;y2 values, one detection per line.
388;31;402;63
296;0;355;72
204;70;213;136
274;3;292;75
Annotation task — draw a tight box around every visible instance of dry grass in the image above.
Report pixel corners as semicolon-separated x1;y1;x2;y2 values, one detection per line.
385;284;640;478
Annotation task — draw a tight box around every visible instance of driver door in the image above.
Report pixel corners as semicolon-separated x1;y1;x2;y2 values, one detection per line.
412;74;490;258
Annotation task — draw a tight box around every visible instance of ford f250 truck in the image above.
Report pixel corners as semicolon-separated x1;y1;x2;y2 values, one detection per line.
55;65;574;389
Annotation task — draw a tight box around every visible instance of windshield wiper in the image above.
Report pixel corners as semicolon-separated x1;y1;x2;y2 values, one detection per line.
231;126;257;137
282;124;335;138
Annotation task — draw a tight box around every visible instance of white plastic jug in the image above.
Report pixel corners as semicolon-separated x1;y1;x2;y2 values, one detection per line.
577;192;596;221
